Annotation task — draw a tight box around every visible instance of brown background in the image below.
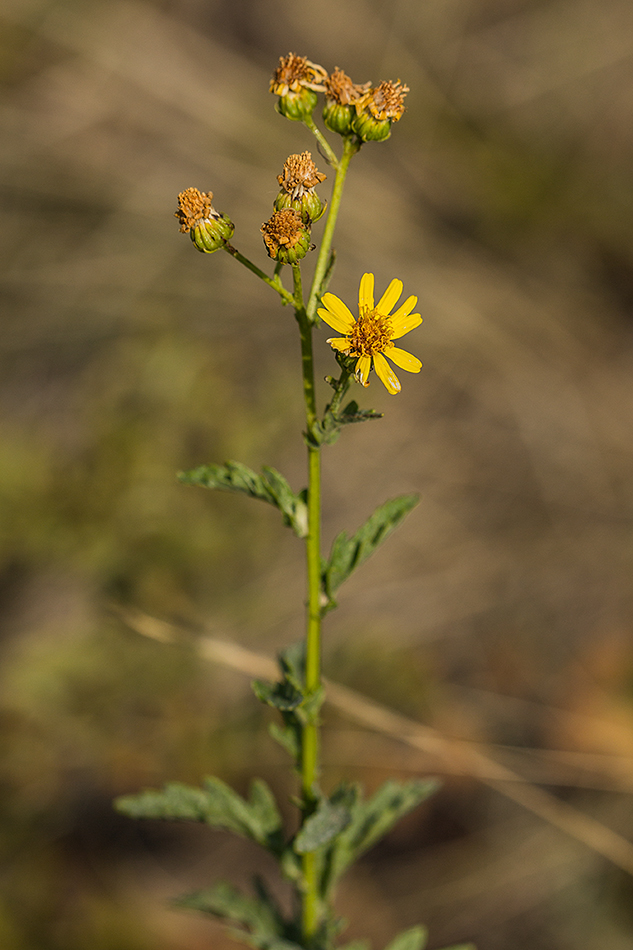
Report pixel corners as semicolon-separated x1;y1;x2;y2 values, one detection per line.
2;1;633;947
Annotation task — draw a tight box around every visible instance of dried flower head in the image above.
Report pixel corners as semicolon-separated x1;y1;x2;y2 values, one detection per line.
324;67;371;107
323;67;372;136
270;53;327;121
175;187;234;253
274;152;327;223
277;152;326;199
270;53;328;95
261;208;312;264
360;80;409;121
175;188;216;233
352;80;409;142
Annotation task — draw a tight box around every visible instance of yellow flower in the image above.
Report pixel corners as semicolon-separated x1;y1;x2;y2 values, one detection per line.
318;273;422;394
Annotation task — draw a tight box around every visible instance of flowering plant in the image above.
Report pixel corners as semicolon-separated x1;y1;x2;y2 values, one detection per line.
115;53;472;950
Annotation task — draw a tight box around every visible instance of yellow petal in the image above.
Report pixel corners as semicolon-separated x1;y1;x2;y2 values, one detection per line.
327;337;352;353
373;352;401;394
385;345;422;373
318;293;355;333
390;295;417;321
390;312;422;340
355;355;371;387
376;278;403;316
358;273;374;311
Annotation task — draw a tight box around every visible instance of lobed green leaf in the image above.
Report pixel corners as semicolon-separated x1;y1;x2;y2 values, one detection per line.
115;777;284;855
321;494;419;608
383;926;428;950
320;779;439;897
253;679;304;711
293;798;352;854
178;461;308;538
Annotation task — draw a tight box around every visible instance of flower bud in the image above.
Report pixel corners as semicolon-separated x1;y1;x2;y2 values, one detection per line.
270;53;327;122
261;209;312;265
351;80;409;143
274;151;326;223
175;188;234;253
323;67;371;136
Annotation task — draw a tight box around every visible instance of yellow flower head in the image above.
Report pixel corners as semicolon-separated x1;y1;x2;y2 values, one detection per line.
318;273;422;394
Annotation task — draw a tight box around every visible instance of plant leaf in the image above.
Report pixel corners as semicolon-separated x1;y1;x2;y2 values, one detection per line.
383;926;428;950
321;779;439;896
253;679;304;711
115;777;284;855
178;461;308;538
175;881;281;937
321;494;419;607
294;798;352;854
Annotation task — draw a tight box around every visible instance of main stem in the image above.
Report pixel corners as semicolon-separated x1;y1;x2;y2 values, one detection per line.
293;136;357;945
292;263;321;943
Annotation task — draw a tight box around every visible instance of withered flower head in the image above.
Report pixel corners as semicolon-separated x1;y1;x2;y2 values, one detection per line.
324;67;371;107
261;208;312;265
270;53;328;95
277;152;326;199
175;187;216;233
323;67;371;136
175;187;234;253
360;80;409;121
352;80;409;142
274;152;327;223
270;53;327;122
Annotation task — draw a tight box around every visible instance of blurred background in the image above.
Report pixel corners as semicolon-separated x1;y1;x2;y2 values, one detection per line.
2;0;633;947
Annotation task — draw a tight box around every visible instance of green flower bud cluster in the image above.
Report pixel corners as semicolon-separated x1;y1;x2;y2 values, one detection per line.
271;54;409;145
260;151;328;264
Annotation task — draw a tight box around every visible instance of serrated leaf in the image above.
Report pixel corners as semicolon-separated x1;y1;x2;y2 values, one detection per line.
321;494;419;605
338;400;383;425
294;798;352;854
253;679;304;711
201;777;284;851
115;782;218;823
321;779;439;895
384;926;428;950
175;881;280;937
116;777;284;855
278;642;306;691
178;461;308;538
268;721;300;760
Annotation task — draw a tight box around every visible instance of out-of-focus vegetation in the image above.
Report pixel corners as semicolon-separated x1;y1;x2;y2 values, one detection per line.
2;0;633;947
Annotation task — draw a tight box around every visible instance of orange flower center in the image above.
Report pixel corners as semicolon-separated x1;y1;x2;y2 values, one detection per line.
349;310;393;357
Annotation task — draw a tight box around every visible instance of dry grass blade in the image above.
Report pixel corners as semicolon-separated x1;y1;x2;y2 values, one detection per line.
115;605;633;877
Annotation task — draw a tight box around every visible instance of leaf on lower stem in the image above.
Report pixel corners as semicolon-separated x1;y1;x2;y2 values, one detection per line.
319;779;440;898
115;776;285;855
383;926;428;950
175;880;302;950
178;461;308;538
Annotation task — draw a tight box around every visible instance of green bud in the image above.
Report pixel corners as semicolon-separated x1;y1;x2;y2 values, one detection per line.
261;209;312;265
274;189;325;224
175;188;234;254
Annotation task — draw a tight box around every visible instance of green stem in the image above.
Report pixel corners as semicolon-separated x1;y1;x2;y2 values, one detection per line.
326;367;352;417
306;137;359;323
303;115;340;170
291;136;358;941
223;243;294;305
292;264;321;944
